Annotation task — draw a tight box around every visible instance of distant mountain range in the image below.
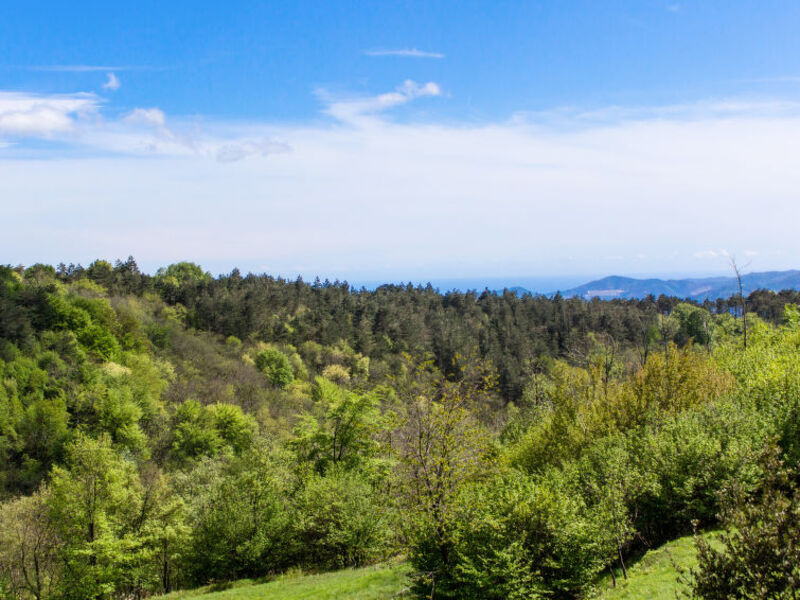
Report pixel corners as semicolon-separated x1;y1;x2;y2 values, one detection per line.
542;270;800;301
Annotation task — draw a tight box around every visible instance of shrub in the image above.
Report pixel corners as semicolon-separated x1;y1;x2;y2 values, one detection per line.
687;446;800;599
293;470;395;570
409;472;606;600
255;348;294;389
181;447;294;584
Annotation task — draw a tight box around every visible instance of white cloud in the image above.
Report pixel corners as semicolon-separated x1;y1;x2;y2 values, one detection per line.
0;92;100;137
0;107;73;136
77;107;290;162
2;84;800;277
511;99;800;130
323;80;441;124
102;72;121;91
694;250;730;259
123;107;166;127
216;139;290;163
364;48;444;59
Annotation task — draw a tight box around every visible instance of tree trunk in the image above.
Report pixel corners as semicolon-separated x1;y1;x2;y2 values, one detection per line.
618;546;628;580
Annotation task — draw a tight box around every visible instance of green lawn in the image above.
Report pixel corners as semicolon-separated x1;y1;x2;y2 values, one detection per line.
158;562;411;600
594;533;717;600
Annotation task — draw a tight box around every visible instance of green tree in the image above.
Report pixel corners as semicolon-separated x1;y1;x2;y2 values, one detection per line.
170;401;256;464
47;434;144;600
290;377;384;474
170;400;222;463
0;489;62;600
178;443;294;583
254;348;294;389
398;362;493;598
672;303;712;346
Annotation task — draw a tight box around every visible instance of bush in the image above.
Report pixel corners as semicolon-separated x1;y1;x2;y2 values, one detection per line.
255;348;294;389
293;470;395;570
170;401;256;463
180;446;295;584
410;472;606;600
687;446;800;599
631;403;766;542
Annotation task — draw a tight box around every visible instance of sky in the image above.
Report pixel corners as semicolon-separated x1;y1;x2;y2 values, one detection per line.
2;1;800;284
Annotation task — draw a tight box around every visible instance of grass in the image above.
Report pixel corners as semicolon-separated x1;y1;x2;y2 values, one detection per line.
157;561;411;600
158;534;716;600
594;532;718;600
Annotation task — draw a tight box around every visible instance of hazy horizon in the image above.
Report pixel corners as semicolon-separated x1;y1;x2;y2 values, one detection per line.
9;255;780;294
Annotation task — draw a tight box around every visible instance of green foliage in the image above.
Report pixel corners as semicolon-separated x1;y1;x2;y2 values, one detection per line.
629;406;764;541
687;446;800;599
206;403;257;454
411;472;606;600
155;263;210;285
3;260;800;600
254;348;294;389
178;444;295;584
170;401;256;463
171;400;222;461
400;365;498;598
672;303;712;346
0;489;61;600
290;378;383;474
293;470;396;570
510;346;733;474
224;335;242;350
321;363;350;384
47;434;144;599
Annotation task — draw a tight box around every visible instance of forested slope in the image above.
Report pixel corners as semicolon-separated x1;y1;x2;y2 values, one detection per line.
1;258;799;599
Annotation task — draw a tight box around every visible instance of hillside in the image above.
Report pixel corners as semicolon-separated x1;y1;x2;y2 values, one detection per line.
2;260;800;600
594;534;715;600
154;534;712;600
158;563;410;600
557;269;800;300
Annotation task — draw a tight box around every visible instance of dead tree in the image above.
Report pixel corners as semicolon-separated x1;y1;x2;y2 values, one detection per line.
729;257;748;350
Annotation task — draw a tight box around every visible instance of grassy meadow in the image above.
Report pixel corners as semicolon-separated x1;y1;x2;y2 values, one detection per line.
157;562;411;600
595;533;718;600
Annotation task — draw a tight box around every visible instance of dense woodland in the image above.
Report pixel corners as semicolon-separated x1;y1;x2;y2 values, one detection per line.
1;258;800;599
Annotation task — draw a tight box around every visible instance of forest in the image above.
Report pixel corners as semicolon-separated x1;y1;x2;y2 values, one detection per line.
1;257;799;599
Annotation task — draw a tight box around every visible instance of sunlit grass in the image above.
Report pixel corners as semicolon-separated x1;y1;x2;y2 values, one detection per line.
594;532;718;600
158;561;411;600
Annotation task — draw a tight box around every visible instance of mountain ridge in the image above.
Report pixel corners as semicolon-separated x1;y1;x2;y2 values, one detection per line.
547;269;800;300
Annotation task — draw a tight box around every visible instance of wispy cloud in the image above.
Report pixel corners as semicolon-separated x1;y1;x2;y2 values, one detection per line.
1;83;799;275
102;72;121;91
0;91;291;163
216;139;290;163
124;108;166;127
510;98;800;131
694;249;730;259
321;80;442;124
364;48;444;59
0;91;100;136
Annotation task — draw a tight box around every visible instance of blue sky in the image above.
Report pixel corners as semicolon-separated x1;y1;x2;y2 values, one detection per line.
2;1;800;282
